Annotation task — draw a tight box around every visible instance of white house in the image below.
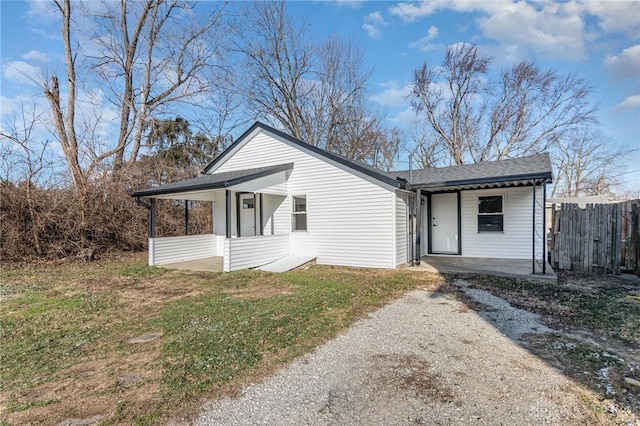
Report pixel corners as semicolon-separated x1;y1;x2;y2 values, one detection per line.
132;122;552;274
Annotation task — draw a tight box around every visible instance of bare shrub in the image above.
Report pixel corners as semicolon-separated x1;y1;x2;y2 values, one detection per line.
0;160;211;262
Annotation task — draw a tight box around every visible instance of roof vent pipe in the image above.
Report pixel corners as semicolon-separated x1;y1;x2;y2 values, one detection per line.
409;154;413;184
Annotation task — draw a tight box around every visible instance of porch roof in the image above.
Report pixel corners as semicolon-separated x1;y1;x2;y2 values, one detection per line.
391;153;553;192
131;163;293;198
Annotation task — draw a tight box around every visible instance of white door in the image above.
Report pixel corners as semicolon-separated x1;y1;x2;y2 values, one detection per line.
431;193;459;254
240;195;255;237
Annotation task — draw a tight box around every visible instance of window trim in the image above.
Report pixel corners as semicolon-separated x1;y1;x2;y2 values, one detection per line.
477;194;505;233
291;195;307;232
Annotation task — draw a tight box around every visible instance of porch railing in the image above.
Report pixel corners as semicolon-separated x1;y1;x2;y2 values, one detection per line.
224;234;289;272
149;234;224;266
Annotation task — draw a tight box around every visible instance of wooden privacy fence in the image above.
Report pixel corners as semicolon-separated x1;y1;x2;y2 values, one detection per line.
550;200;640;275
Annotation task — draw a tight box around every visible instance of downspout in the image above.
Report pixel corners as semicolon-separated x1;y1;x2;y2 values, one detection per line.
136;196;156;266
135;197;156;238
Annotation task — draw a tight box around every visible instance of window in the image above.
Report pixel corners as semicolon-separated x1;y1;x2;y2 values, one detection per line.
292;196;307;231
478;195;503;232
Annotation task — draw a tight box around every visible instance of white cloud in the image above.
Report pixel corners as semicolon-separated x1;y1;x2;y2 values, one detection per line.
362;24;379;39
370;81;412;108
582;1;640;37
615;94;640;110
335;0;364;9
363;11;388;39
1;61;43;86
477;2;585;61
389;1;590;62
389;107;420;129
604;45;640;80
408;25;439;51
21;50;49;62
389;1;438;22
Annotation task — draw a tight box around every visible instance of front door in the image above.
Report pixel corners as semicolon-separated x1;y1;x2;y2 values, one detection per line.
430;192;459;254
239;195;256;237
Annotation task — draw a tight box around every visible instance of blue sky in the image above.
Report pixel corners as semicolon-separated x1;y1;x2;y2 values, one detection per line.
1;0;639;191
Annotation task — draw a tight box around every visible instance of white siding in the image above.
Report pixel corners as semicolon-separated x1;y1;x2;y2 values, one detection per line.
395;192;409;265
461;186;543;259
149;234;221;265
262;194;288;235
212;191;226;236
226;234;289;271
211;131;396;268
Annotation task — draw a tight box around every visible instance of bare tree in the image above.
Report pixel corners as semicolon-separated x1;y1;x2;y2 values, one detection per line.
232;1;400;166
410;43;598;166
552;129;624;197
42;0;229;187
231;1;316;142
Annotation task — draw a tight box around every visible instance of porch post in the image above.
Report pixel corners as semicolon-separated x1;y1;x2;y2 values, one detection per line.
259;194;264;236
253;193;258;236
409;192;414;265
532;181;536;274
543;182;547;274
225;190;231;238
184;200;189;236
236;192;241;237
149;198;156;238
416;189;421;264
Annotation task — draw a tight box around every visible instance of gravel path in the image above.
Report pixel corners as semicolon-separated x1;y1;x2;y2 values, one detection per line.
195;282;591;425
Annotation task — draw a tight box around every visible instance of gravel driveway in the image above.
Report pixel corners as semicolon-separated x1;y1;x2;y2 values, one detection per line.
195;281;593;425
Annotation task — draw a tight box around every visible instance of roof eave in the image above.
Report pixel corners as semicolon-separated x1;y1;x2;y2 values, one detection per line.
131;163;294;198
409;171;553;191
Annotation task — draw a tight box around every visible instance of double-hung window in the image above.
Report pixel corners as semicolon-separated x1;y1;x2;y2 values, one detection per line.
292;196;307;231
478;195;503;232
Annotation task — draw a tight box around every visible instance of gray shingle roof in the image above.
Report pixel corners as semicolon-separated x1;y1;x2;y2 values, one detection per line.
132;163;293;197
390;153;553;190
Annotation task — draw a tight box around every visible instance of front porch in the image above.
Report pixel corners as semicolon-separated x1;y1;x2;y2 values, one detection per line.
132;163;296;272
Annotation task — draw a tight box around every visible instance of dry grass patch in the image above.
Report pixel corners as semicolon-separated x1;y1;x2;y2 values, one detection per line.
0;254;444;425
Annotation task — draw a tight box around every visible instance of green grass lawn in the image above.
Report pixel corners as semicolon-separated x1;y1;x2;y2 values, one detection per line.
0;254;443;425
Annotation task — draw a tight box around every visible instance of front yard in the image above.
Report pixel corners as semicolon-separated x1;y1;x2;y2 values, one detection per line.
1;254;638;424
0;254;442;425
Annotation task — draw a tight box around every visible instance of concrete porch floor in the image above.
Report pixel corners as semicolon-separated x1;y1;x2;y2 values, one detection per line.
158;255;557;282
160;256;224;272
408;256;557;282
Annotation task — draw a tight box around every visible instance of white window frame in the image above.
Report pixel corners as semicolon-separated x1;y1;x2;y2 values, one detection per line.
291;195;307;232
477;194;505;233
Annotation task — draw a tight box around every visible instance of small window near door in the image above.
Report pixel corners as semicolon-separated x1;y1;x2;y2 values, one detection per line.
478;195;503;232
292;195;307;231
